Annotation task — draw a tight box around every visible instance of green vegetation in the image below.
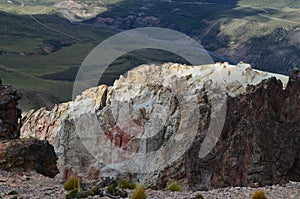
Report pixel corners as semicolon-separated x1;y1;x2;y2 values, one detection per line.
64;177;80;191
65;189;90;199
7;190;18;195
131;185;147;199
0;64;72;111
1;0;299;111
0;11;115;110
105;179;128;197
190;194;206;199
251;190;268;199
167;181;182;192
118;178;136;190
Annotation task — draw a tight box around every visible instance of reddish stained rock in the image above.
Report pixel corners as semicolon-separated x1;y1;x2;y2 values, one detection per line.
63;167;75;180
106;125;132;149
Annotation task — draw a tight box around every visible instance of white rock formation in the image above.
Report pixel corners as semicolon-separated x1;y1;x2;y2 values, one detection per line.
21;63;288;181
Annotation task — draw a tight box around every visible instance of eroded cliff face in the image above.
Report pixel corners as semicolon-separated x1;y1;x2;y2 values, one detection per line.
21;63;299;189
184;75;300;190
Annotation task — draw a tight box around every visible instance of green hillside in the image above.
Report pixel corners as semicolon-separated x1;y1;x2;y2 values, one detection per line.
0;64;72;111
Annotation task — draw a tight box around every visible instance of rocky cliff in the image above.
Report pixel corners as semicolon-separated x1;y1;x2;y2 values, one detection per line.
0;83;22;140
21;63;299;189
0;81;59;178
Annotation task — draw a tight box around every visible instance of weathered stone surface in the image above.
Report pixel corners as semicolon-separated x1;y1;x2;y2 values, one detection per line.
0;82;59;178
183;75;300;190
20;63;299;189
0;84;22;140
0;138;59;178
21;85;108;179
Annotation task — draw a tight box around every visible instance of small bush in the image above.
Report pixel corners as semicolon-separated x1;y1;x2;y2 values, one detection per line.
191;193;205;199
64;177;80;191
131;185;147;199
8;190;18;195
251;190;268;199
87;185;103;196
167;181;181;192
149;185;157;190
119;178;136;189
190;193;205;199
65;189;90;199
107;184;118;195
65;189;79;199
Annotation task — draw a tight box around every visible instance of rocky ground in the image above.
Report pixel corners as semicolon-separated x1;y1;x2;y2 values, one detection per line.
0;171;299;199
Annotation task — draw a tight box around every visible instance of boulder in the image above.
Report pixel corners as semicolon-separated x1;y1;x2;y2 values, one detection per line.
0;138;59;178
0;82;59;178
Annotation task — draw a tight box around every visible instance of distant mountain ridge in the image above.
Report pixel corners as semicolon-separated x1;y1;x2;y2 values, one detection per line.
0;0;300;111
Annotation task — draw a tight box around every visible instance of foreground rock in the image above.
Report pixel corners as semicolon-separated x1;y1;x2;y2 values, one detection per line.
0;138;59;178
0;83;22;140
21;63;299;189
0;81;59;178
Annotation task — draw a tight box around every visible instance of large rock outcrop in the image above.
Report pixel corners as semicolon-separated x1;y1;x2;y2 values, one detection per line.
0;80;59;178
21;63;299;189
183;75;300;190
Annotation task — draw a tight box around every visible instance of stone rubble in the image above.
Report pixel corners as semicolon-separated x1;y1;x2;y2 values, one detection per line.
0;171;299;199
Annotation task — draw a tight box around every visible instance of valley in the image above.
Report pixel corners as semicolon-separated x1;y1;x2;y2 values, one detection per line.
0;0;299;111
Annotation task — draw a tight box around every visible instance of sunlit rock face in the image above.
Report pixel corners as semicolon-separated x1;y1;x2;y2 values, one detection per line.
21;63;299;189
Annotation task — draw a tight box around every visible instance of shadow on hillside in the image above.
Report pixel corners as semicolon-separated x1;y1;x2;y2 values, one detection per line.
83;0;275;85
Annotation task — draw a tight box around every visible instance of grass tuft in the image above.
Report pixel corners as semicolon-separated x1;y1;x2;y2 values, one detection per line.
251;190;268;199
167;181;182;192
131;185;147;199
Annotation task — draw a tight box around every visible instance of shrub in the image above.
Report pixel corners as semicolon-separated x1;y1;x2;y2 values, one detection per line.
65;189;79;199
251;190;268;199
107;184;118;195
106;180;128;198
190;194;205;199
65;190;90;199
167;181;181;192
8;190;18;195
131;185;147;199
64;177;80;191
119;178;136;189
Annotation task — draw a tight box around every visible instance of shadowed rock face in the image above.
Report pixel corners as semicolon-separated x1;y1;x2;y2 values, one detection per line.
0;81;59;178
183;75;300;190
0;138;59;178
20;64;299;189
0;83;22;140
